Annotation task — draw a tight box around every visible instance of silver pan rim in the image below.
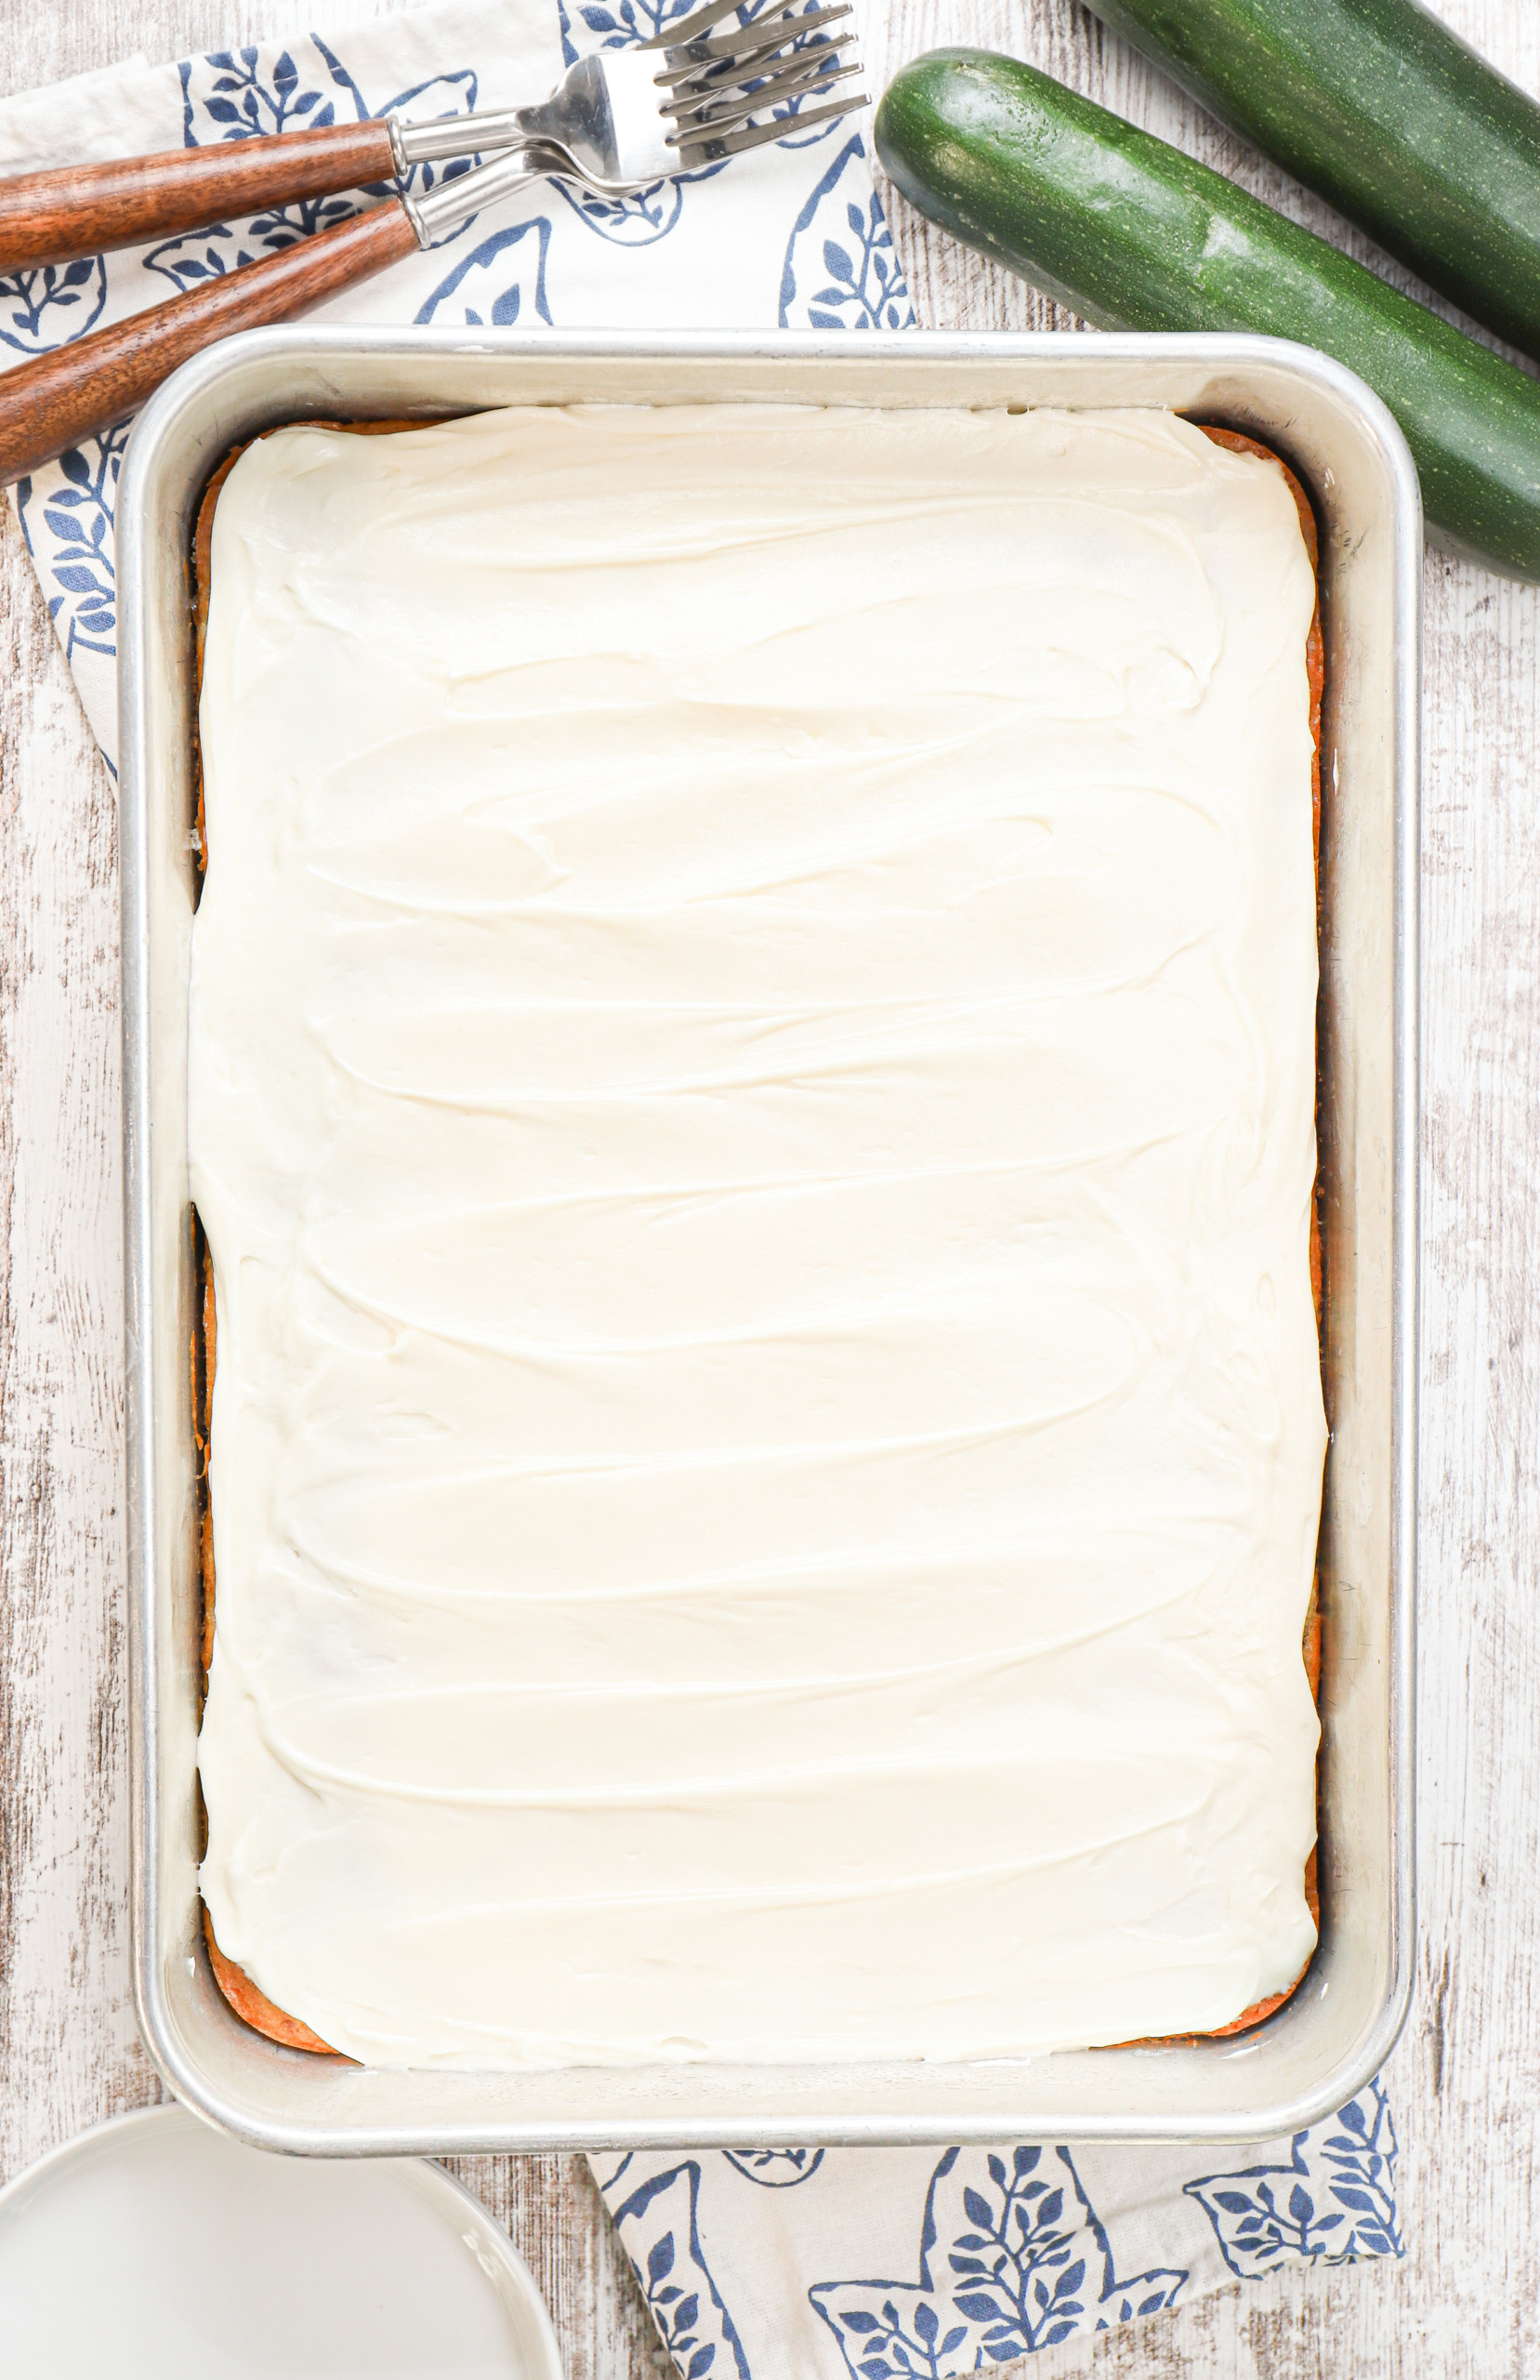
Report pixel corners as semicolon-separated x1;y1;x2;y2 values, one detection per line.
118;326;1418;2152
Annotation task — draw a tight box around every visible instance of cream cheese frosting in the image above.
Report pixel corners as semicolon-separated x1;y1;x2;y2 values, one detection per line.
191;402;1326;2071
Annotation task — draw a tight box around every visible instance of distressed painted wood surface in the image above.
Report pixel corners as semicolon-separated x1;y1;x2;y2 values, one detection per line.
0;0;1535;2373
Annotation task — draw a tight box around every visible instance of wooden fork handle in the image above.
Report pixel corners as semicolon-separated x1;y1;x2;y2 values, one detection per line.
0;200;418;489
0;119;399;274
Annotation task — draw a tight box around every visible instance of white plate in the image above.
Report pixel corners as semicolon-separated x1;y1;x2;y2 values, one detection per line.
0;2104;563;2378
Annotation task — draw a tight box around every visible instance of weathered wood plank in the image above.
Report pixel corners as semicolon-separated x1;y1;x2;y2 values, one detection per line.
0;486;160;2176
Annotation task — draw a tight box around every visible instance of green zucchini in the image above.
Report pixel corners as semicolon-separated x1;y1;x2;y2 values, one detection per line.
875;49;1540;580
1082;0;1540;361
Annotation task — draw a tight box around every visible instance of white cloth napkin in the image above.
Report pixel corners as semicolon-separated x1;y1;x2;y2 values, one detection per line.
594;2081;1402;2377
0;6;1402;2367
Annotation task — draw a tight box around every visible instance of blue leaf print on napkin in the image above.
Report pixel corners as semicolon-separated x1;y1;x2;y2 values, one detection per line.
599;2155;754;2379
15;424;130;662
555;175;689;246
723;2148;825;2188
416;217;553;325
1185;2079;1403;2278
559;0;699;64
780;138;915;329
810;2146;1186;2375
0;257;109;354
181;44;344;145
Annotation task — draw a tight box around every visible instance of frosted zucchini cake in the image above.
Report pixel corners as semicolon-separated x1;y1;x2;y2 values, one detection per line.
190;403;1326;2071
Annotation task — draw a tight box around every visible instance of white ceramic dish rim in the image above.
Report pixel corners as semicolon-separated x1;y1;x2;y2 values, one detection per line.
0;2102;564;2376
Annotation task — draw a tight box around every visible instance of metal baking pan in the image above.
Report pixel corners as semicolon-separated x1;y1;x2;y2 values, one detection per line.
119;326;1418;2151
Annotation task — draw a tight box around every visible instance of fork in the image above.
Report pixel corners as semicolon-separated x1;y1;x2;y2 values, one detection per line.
0;0;867;487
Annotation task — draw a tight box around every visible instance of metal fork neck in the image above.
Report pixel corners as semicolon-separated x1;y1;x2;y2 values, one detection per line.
391;106;537;170
401;145;555;248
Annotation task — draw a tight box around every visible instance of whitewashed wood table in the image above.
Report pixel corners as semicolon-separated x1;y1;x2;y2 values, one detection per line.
1;0;1536;2371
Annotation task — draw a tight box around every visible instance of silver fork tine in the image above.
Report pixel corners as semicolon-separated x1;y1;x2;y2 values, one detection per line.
645;0;840;63
666;45;855;131
672;90;867;166
637;0;744;50
634;0;868;178
667;66;862;147
653;6;853;86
